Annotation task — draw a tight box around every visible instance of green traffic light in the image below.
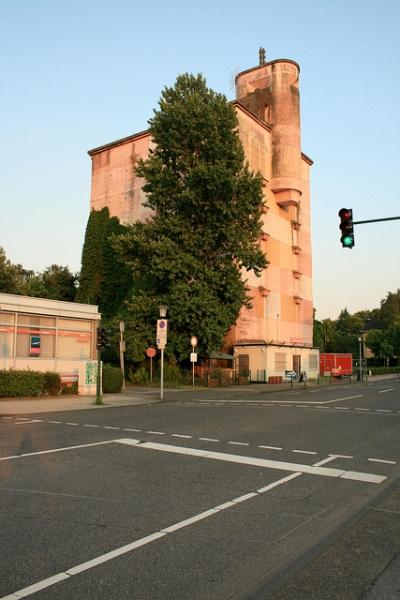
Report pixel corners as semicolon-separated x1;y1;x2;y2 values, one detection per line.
342;235;354;247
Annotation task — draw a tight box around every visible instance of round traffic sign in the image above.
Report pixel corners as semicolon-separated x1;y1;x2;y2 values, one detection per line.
146;347;157;358
190;336;198;347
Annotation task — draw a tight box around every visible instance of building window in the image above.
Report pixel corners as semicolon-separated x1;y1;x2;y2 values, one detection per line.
309;353;318;370
57;318;92;359
15;314;56;358
0;312;15;357
275;352;286;372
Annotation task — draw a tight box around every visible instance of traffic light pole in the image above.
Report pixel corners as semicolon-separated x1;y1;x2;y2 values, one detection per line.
352;216;400;225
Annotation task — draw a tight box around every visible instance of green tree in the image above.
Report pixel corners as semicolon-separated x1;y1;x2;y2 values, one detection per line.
39;265;77;301
379;289;400;327
0;247;18;293
76;208;131;318
114;73;266;361
76;208;110;305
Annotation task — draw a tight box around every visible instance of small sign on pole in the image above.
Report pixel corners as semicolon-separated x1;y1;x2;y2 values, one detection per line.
157;319;168;349
146;346;157;383
190;336;198;388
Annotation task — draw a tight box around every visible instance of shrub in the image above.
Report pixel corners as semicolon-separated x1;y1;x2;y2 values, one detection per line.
102;365;123;393
164;363;182;385
61;382;78;395
128;366;149;385
0;370;45;397
44;372;61;395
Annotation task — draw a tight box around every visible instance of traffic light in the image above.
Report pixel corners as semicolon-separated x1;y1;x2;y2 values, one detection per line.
96;327;109;350
338;208;355;248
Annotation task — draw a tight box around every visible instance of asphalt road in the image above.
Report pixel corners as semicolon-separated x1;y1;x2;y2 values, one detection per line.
1;378;400;599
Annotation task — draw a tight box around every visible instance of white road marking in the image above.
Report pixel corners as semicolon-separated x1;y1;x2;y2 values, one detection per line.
146;431;165;435
199;437;219;442
378;389;395;394
334;407;349;410
0;452;340;600
329;454;354;459
124;428;141;432
172;434;192;439
257;394;364;405
65;422;78;426
368;458;396;465
355;408;370;411
48;421;62;424
14;420;39;425
292;450;318;455
84;424;99;428
259;445;282;451
0;439;117;461
116;439;386;484
228;441;249;446
376;410;392;413
103;426;120;430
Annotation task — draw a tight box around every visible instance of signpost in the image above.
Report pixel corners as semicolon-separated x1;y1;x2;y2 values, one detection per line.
190;336;198;388
157;307;168;400
119;321;126;392
146;346;156;382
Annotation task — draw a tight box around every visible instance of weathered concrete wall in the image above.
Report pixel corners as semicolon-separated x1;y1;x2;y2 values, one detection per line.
87;56;315;376
89;132;153;224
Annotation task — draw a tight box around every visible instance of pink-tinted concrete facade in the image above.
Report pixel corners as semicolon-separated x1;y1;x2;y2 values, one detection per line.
88;56;318;380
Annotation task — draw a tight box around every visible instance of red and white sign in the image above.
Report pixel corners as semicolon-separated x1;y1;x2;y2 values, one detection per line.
146;347;156;358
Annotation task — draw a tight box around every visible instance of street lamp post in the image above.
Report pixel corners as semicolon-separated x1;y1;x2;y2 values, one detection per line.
157;305;168;401
358;335;363;382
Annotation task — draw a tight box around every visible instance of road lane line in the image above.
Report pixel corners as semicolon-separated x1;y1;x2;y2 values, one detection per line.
103;426;120;430
259;445;282;451
228;441;249;446
172;434;192;439
329;454;354;459
0;439;122;461
199;437;219;442
116;439;386;483
0;451;342;600
146;431;165;435
292;450;317;455
378;389;395;393
368;458;396;465
376;409;392;413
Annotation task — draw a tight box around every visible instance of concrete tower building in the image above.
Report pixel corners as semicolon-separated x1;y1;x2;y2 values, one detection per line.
88;52;319;381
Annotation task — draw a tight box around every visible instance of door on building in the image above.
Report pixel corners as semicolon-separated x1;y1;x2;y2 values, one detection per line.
238;354;249;379
293;355;301;377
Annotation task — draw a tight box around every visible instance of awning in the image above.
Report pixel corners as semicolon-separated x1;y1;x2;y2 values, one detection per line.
209;351;235;360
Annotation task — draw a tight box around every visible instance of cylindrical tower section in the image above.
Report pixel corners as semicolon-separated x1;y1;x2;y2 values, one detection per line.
236;59;303;207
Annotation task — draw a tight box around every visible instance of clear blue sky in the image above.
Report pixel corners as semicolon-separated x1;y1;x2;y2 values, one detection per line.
1;0;399;320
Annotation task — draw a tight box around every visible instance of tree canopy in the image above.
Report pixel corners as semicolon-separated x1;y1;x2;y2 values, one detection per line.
76;207;132;319
114;73;267;361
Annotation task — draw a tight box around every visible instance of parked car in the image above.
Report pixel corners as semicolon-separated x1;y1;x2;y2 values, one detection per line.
284;370;297;381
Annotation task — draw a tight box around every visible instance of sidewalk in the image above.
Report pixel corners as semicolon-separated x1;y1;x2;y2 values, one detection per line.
0;374;398;415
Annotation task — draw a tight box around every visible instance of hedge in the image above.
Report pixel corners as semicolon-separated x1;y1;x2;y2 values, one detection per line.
102;365;123;393
0;370;62;397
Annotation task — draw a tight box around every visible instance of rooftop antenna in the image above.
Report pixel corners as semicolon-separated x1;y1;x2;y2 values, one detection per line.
259;47;266;65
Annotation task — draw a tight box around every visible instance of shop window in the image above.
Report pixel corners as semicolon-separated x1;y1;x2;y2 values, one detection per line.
57;328;91;359
0;312;14;357
16;327;55;358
